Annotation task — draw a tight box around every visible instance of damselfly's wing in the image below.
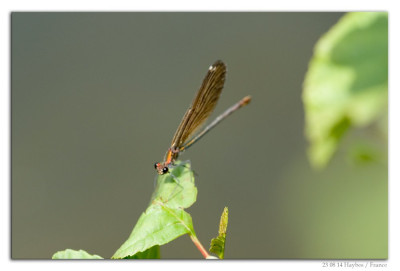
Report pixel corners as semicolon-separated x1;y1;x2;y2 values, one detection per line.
170;60;226;150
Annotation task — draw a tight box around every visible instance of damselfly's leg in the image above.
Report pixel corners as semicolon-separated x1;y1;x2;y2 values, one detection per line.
162;171;184;202
172;159;191;170
153;173;158;188
175;160;198;176
158;161;192;202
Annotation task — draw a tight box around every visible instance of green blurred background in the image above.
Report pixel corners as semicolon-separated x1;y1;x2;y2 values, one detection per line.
11;12;387;259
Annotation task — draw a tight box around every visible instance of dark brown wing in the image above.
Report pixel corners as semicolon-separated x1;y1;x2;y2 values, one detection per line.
170;60;226;149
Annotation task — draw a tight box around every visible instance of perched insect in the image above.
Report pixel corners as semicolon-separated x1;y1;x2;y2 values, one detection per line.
154;60;251;175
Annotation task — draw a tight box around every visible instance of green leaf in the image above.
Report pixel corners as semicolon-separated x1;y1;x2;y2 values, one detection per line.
52;249;103;259
149;162;198;210
303;12;388;169
123;245;160;259
112;162;198;259
209;207;228;259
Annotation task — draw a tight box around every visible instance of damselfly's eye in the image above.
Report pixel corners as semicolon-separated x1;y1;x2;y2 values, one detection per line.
162;167;169;174
154;163;158;169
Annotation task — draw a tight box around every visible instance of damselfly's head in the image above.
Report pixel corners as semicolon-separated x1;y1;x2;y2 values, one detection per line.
154;162;169;175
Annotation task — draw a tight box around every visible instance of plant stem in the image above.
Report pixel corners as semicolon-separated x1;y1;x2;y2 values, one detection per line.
190;235;210;259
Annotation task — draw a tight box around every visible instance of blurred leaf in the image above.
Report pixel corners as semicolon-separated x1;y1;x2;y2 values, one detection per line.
346;140;384;166
52;249;103;259
209;207;228;259
303;12;388;169
112;162;197;259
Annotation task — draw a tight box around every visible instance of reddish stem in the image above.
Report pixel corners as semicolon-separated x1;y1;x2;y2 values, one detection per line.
190;235;210;259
